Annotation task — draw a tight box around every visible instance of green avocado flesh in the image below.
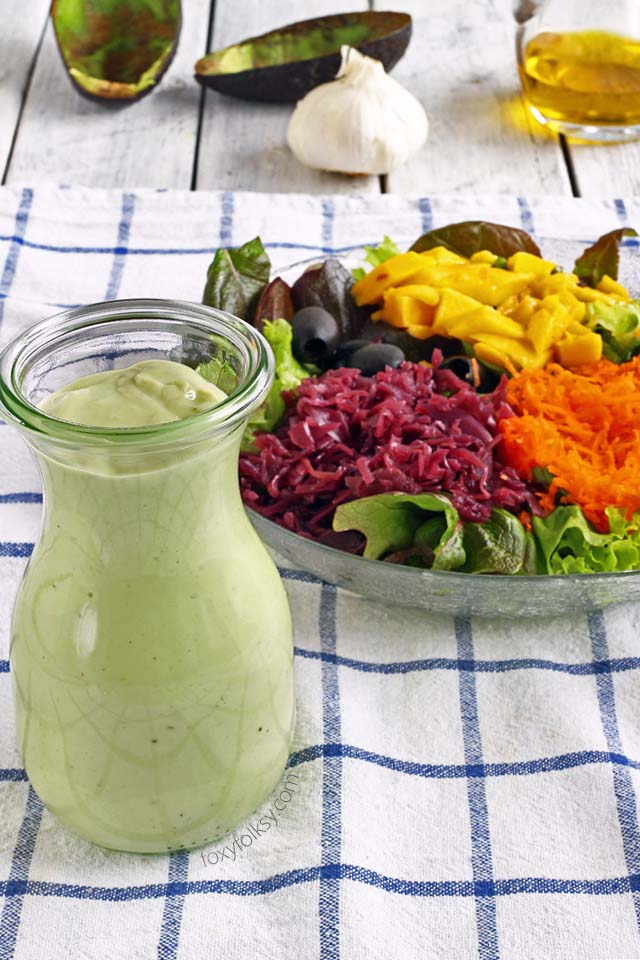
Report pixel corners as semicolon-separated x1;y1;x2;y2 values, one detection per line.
52;0;180;99
202;23;372;74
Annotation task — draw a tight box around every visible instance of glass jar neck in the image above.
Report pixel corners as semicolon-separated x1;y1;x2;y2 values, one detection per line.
0;299;274;454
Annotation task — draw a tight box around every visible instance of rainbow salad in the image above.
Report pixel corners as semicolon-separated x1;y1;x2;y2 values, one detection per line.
198;220;640;576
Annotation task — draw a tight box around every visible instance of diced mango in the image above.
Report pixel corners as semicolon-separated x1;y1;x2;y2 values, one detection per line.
472;335;545;370
432;288;483;325
529;272;575;297
469;250;498;264
447;310;524;342
507;251;556;276
597;274;630;300
573;286;620;304
555;332;602;367
539;294;567;318
503;294;539;325
386;284;440;306
372;292;434;329
566;319;590;337
472;343;517;373
526;308;556;354
352;252;427;305
407;324;438;340
500;293;521;316
436;264;534;307
418;246;467;264
554;291;586;323
352;237;630;376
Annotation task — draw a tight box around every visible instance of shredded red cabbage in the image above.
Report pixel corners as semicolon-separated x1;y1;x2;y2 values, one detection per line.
239;354;540;539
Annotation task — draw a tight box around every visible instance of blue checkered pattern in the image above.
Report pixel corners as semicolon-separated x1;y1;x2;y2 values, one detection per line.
1;186;640;959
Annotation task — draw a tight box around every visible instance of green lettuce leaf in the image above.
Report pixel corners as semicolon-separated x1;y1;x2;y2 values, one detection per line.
333;492;464;567
532;505;640;574
352;235;401;281
409;220;541;259
333;494;534;574
586;299;640;363
461;509;531;574
242;319;313;450
263;318;312;391
195;354;237;395
202;236;270;319
197;318;312;451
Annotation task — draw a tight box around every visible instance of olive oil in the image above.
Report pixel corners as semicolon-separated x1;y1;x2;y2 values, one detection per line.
519;30;640;130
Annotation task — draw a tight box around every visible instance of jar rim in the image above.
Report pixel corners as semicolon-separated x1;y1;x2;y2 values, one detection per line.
0;299;274;447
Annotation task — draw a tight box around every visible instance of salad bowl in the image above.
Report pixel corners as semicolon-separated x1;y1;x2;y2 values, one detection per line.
238;237;640;618
215;234;640;618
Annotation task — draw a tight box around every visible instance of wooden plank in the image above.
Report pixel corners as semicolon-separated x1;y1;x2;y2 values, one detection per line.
379;0;572;195
195;0;379;194
564;142;640;199
5;0;210;189
0;0;50;179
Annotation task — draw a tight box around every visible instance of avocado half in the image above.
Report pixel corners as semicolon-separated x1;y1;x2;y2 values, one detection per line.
195;11;412;103
51;0;182;104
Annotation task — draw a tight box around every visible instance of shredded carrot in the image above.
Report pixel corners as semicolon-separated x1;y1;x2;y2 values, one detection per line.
500;357;640;532
501;355;519;378
517;510;533;532
470;357;481;389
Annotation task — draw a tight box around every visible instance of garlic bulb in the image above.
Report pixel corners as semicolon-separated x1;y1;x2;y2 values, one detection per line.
287;46;428;176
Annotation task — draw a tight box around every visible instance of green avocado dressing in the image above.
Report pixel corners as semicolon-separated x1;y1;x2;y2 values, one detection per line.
11;359;294;853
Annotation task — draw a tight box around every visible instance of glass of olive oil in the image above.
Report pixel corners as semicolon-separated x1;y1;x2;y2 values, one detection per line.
514;0;640;140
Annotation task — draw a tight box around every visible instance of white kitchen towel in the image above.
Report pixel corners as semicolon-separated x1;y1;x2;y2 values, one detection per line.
1;185;640;960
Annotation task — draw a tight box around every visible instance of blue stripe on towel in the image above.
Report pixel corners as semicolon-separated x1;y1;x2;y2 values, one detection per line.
517;196;535;234
105;192;135;300
0;493;42;504
589;610;640;932
286;744;640;780
456;617;500;960
0;188;33;328
2;745;640;792
157;852;189;960
1;866;638;904
321;200;335;256
219;191;234;246
294;645;640;677
319;583;341;960
0;787;44;960
419;197;433;234
0;543;33;558
614;199;629;225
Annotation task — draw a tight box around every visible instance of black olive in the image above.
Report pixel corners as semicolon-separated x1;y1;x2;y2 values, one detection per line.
358;322;463;363
291;306;340;365
333;339;370;364
440;355;474;380
439;355;500;392
347;342;405;376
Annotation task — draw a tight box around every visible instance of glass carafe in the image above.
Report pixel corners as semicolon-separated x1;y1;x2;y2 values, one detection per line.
0;300;295;854
515;0;640;140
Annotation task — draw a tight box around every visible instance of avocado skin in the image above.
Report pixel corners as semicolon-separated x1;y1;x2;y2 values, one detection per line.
51;0;182;105
195;12;412;103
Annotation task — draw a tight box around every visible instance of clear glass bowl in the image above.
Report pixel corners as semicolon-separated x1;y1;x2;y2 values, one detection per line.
247;242;640;619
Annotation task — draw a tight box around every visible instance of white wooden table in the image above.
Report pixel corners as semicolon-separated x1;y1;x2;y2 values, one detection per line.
2;0;638;197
